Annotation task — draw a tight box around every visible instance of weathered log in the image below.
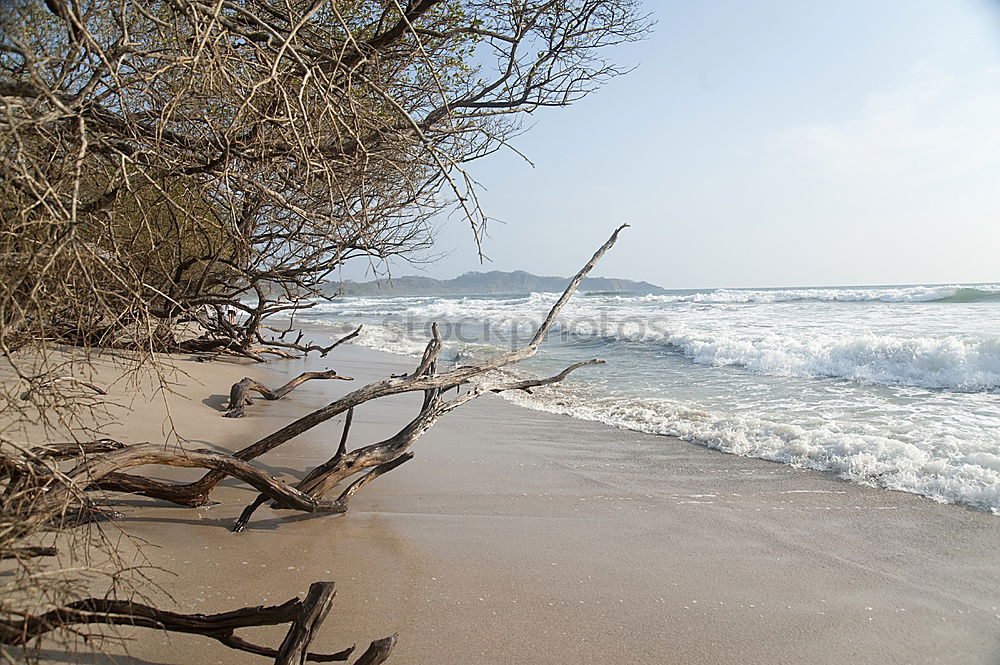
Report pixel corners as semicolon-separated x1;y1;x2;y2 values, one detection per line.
233;453;414;532
178;337;302;362
3;439;405;532
29;439;127;460
66;444;320;513
273;580;337;665
92;471;220;507
225;370;353;418
0;581;394;663
295;361;602;502
231;360;600;531
352;635;397;665
230;226;624;465
250;346;302;360
7;445;323;524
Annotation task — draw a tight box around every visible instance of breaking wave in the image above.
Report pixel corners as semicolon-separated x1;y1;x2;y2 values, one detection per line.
499;388;1000;514
295;282;1000;514
642;329;1000;392
607;284;1000;304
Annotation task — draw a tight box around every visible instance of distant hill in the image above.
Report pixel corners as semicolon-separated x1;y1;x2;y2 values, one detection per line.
325;270;663;297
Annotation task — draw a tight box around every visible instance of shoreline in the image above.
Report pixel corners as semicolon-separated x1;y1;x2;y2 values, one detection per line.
302;294;1000;516
16;342;1000;664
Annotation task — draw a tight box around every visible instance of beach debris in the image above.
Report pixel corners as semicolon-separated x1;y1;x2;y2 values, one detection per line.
0;227;624;665
224;369;354;418
0;581;396;664
58;226;625;526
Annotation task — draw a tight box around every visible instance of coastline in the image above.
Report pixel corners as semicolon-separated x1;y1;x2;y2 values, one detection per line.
20;343;1000;664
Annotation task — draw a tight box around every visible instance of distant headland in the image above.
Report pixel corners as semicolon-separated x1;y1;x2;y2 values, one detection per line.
325;270;663;297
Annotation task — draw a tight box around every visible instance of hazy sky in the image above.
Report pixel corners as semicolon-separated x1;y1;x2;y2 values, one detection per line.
346;0;1000;289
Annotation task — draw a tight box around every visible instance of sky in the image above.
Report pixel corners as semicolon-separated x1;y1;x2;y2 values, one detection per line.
345;0;1000;289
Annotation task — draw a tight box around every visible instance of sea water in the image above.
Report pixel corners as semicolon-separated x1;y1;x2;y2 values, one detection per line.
296;284;1000;513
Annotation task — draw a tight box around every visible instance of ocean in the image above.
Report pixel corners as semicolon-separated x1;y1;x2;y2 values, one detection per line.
296;283;1000;513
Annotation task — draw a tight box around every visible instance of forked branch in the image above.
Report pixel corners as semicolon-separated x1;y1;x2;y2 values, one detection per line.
0;581;395;664
72;227;627;529
225;370;354;418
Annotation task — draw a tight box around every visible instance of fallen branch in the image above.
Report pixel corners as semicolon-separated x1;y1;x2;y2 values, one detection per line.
0;581;395;664
80;226;628;517
233;452;414;533
67;444;321;515
352;635;397;665
225;370;353;418
0;546;57;560
19;375;107;401
259;324;364;358
232;359;601;531
29;439;127;460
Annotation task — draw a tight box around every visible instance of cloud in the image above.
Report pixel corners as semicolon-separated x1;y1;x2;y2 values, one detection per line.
776;64;1000;184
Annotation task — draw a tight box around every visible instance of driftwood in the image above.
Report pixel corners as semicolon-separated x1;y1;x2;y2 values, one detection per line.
259;324;365;358
19;375;107;401
76;225;627;521
1;227;627;661
0;581;394;664
225;370;354;418
0;546;57;560
351;635;397;665
4;439;409;531
180;324;364;365
227;225;626;528
28;439;127;460
9;226;625;526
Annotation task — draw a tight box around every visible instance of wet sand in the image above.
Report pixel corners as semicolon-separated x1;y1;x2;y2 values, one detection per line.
12;344;1000;664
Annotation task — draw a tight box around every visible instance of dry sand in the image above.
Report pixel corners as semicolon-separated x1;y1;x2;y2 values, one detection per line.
8;344;999;664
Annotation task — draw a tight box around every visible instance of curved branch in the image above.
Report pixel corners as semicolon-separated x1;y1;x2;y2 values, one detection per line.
0;581;382;663
225;370;353;418
69;444;319;514
94;226;627;512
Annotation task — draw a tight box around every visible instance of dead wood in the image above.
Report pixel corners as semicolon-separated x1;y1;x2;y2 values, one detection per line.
92;472;222;507
19;376;107;401
225;370;353;419
230;225;625;464
28;440;127;460
352;635;398;665
259;325;365;358
233;453;414;533
272;580;337;665
5;445;319;523
7;438;407;532
0;546;57;560
0;581;394;663
81;226;627;522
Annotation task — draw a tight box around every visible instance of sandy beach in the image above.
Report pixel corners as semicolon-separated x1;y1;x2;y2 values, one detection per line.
6;1;999;663
15;343;1000;665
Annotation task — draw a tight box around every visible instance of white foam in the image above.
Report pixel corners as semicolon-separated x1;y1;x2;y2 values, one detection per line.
610;284;1000;304
647;328;1000;391
356;295;1000;391
292;286;1000;514
500;387;1000;513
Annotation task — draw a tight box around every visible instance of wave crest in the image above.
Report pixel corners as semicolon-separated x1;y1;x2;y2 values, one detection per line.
499;389;1000;513
617;284;1000;304
640;329;1000;391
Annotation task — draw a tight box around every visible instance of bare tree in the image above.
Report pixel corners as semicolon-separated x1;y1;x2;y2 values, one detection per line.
1;0;649;361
